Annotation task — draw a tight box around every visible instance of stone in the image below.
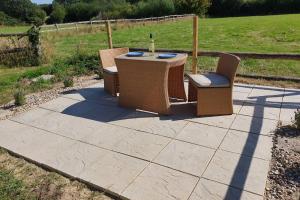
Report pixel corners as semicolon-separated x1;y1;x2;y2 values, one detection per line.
137;116;188;138
220;130;272;160
122;163;198;200
239;102;281;120
189;178;263;200
112;129;171;161
32;74;55;82
188;114;236;129
154;140;214;176
79;151;148;194
176;122;227;149
203;150;270;195
231;114;278;135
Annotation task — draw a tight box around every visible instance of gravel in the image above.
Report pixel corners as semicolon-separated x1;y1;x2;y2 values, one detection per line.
0;75;100;121
265;125;300;200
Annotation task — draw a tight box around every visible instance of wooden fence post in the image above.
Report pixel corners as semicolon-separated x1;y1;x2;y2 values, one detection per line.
106;20;113;49
192;16;198;74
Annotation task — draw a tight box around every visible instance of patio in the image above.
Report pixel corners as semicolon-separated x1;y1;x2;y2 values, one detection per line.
0;80;299;200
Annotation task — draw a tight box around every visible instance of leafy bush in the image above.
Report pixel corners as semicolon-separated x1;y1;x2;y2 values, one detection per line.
47;3;66;24
0;11;20;25
294;109;300;130
63;76;74;87
14;89;26;106
64;2;101;22
0;0;46;25
208;0;300;17
174;0;211;16
134;0;175;18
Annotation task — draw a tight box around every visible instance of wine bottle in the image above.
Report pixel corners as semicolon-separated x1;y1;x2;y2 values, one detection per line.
149;33;155;56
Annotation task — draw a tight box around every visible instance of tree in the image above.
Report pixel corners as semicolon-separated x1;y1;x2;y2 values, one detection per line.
174;0;211;16
0;0;46;25
48;3;66;23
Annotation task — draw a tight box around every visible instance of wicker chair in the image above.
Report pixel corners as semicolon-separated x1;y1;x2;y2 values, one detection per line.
99;48;129;96
187;53;240;116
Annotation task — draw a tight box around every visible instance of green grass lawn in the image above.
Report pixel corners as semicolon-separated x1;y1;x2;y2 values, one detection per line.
42;14;300;77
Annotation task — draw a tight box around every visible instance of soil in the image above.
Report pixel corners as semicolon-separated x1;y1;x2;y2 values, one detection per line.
265;125;300;200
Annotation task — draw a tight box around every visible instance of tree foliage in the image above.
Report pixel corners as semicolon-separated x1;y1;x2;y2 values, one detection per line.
0;0;46;25
48;3;66;23
174;0;211;16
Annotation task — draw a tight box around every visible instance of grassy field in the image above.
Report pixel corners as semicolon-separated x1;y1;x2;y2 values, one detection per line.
0;14;299;105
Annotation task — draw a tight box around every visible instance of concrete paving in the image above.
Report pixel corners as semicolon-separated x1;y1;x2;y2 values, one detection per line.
0;81;299;200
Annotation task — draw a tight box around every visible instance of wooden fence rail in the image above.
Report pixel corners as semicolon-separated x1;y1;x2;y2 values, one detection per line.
128;48;300;60
0;33;28;37
127;47;300;82
40;14;194;32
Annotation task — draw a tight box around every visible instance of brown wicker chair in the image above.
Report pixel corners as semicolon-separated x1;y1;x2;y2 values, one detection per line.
187;53;240;116
99;48;129;96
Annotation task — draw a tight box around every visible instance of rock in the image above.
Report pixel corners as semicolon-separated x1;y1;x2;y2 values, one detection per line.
32;75;55;82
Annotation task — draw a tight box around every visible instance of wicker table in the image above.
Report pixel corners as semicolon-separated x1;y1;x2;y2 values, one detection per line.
115;53;187;114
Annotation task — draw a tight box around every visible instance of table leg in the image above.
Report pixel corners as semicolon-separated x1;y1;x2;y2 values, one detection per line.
168;64;187;101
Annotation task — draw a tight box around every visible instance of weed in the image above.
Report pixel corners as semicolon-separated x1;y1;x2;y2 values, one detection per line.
14;88;26;106
293;109;300;129
63;76;74;87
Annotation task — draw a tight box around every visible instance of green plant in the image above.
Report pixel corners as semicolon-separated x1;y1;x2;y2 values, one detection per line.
63;76;74;87
47;3;66;24
14;88;26;106
293;109;300;129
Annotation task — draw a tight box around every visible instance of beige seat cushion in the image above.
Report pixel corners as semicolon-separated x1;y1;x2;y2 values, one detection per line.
103;66;118;74
188;73;230;88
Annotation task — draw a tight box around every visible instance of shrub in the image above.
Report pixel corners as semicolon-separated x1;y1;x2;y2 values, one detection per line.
294;109;300;129
47;3;66;24
134;0;175;18
63;76;74;87
64;2;101;22
0;11;20;25
174;0;211;16
14;88;26;106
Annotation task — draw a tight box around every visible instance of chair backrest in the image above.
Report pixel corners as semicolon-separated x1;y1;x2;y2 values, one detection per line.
216;53;240;85
98;47;129;69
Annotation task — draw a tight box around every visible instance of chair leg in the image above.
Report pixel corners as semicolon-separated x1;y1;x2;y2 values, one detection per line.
196;87;233;116
188;81;197;102
104;73;118;96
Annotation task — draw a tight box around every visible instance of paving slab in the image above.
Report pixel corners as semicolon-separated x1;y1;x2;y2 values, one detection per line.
79;151;148;195
122;163;198;200
62;84;118;106
154;140;215;176
220;130;272;160
176;122;228;149
42;141;108;177
280;106;299;124
203;150;270;195
188;114;236;129
109;110;156;130
12;108;109;141
233;91;249;102
112;129;171;161
239;102;281;120
137;116;188;138
233;84;253;94
189;178;263;200
0;82;284;200
0;120;76;166
231;114;278;135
